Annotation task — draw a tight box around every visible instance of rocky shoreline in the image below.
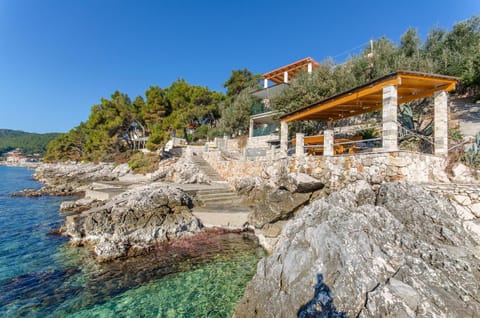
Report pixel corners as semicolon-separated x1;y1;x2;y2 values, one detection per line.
235;181;480;317
17;152;480;317
23;157;256;263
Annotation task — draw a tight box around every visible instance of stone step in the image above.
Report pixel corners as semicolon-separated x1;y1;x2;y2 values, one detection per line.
199;197;245;206
189;154;225;183
192;209;249;228
85;188;126;201
197;192;238;199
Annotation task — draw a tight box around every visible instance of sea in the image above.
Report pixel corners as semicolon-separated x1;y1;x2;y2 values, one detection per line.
0;165;263;317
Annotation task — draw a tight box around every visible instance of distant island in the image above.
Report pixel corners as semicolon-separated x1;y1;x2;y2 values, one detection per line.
0;129;60;157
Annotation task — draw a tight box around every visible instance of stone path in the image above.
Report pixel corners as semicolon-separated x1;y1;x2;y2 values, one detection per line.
450;96;480;138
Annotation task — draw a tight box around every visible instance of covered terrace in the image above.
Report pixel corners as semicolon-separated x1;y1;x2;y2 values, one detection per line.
279;71;459;157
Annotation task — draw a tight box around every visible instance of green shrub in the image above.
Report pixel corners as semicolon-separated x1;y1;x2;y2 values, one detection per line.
128;152;160;174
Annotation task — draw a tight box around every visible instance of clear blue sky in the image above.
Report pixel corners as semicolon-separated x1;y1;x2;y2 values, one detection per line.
0;0;478;133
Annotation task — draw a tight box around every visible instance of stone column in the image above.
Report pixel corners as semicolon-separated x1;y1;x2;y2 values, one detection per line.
284;71;289;83
382;85;398;151
434;90;448;156
324;129;334;156
280;121;288;156
249;118;254;138
263;78;268;89
307;62;313;74
295;133;304;157
223;135;228;151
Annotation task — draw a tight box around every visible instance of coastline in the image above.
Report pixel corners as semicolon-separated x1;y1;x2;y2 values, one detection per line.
0;164;263;317
0;161;41;169
13;151;480;316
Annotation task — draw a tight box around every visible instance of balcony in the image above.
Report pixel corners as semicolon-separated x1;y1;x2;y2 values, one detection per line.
253;123;278;137
250;102;268;116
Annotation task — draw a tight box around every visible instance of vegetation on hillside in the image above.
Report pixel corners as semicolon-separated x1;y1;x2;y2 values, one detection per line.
0;129;60;156
44;81;225;162
272;16;480;117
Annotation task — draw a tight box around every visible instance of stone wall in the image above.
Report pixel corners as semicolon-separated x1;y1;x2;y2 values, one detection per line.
294;151;451;190
202;151;267;187
246;135;278;149
202;150;454;190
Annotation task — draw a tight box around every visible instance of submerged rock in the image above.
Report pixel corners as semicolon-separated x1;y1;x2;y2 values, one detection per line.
235;181;480;317
61;183;202;261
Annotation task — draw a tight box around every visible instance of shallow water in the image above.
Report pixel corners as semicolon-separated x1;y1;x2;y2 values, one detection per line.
0;166;263;317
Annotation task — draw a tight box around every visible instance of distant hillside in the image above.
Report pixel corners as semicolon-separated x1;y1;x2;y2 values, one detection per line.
0;129;61;156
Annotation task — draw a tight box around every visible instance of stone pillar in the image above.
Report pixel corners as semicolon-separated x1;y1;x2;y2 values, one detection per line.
284;71;289;83
382;85;398;151
223;135;228;151
263;78;268;89
295;133;304;157
280;121;288;156
307;62;313;74
324;129;334;156
434;90;448;156
249;118;254;138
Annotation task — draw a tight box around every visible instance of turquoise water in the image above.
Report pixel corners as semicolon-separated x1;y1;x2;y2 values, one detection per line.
0;166;263;317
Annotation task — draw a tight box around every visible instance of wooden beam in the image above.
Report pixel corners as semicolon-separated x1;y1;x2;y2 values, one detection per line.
282;77;400;123
399;74;458;85
398;83;455;104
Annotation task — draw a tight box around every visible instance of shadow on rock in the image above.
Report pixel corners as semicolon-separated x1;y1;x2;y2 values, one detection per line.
298;274;348;318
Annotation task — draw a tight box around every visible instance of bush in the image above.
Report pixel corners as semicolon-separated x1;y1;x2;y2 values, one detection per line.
127;152;160;174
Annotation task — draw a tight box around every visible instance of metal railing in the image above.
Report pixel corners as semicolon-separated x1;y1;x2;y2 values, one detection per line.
250;102;275;116
397;124;434;144
252;124;278;137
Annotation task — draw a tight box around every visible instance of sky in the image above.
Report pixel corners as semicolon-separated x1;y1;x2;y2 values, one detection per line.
0;0;478;133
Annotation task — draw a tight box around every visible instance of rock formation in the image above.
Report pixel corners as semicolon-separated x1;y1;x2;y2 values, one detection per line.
61;183;202;261
33;162;131;195
235;181;480;317
235;170;324;229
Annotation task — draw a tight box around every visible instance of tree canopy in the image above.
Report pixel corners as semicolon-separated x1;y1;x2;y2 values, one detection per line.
44;81;225;161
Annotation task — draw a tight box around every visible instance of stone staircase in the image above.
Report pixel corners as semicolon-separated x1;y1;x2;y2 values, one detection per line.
188;149;252;228
190;152;225;183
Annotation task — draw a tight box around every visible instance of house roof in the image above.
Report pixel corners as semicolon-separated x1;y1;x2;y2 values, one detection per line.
280;71;459;123
263;57;319;84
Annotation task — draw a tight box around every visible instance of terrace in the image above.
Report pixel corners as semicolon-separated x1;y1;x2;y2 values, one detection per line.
279;71;458;157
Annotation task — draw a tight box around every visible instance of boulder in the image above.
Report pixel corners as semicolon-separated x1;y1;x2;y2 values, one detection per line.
61;183;202;261
247;184;311;228
286;173;324;193
451;162;477;184
235;181;480;317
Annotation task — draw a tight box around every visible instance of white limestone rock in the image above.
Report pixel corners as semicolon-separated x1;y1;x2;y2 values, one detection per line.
235;181;480;317
61;183;202;261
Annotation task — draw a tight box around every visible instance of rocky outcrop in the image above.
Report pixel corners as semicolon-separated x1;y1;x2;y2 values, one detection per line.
33;162;131;194
61;183;202;261
60;197;104;213
235;181;480;317
164;157;212;184
235;169;324;229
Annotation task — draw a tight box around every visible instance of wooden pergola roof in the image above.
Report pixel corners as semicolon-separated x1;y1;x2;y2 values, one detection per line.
280;71;459;123
263;57;319;84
